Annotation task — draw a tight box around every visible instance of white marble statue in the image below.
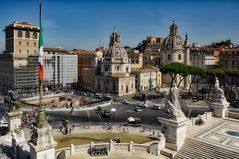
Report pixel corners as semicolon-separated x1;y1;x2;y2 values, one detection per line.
166;83;186;119
213;77;227;103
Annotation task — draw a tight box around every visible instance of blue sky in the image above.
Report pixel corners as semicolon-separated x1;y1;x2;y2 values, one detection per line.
0;0;239;52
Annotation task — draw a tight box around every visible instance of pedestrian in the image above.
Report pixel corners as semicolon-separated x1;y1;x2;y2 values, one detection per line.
153;130;155;135
72;124;74;130
59;126;62;132
69;128;72;134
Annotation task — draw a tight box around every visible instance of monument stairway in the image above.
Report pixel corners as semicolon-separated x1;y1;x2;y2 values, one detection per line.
174;138;239;159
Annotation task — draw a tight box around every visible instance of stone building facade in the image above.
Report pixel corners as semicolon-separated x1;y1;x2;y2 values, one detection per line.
95;31;135;96
190;47;216;69
161;20;190;89
219;48;239;69
4;21;39;54
131;67;161;91
0;22;40;95
73;48;103;90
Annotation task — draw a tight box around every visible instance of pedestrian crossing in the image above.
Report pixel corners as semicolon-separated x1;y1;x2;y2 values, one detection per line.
111;101;138;105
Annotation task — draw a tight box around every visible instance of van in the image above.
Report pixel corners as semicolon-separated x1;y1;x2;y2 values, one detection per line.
0;120;8;127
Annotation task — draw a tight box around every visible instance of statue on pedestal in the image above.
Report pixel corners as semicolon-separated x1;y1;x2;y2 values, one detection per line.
166;83;186;119
212;77;228;104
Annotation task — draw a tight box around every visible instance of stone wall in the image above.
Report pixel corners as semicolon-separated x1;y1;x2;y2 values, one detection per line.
187;112;213;127
55;139;165;159
225;110;239;120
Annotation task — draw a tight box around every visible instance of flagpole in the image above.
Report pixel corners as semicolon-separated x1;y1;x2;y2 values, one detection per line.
39;0;43;106
39;0;42;106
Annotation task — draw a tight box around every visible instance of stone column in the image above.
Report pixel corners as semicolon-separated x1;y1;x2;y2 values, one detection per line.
184;34;190;90
129;141;134;152
70;144;75;156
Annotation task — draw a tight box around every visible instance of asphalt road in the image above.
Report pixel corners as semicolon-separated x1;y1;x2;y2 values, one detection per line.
45;102;209;129
0;98;212;129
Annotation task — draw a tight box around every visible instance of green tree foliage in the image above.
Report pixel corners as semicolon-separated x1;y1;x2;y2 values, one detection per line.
161;62;190;89
225;69;239;101
187;66;206;98
62;116;69;127
95;106;103;115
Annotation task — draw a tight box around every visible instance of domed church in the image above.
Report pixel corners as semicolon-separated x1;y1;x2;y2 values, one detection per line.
94;30;135;96
161;20;190;89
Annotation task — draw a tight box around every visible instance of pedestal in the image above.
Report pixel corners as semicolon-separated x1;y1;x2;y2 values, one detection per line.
6;111;22;132
158;117;189;151
28;124;57;159
208;101;229;118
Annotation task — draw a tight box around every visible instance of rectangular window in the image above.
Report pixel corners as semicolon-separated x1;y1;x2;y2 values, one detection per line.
19;41;21;45
19;49;21;54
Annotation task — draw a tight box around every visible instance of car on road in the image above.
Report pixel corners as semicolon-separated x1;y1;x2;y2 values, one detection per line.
0;117;8;128
125;117;143;127
121;100;130;104
95;93;103;99
138;103;148;108
151;104;162;110
102;109;112;118
135;107;142;112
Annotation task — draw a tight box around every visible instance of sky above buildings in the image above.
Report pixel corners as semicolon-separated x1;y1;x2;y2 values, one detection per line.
0;0;239;52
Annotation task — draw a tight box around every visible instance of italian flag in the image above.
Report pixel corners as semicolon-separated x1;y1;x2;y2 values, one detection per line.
39;2;44;81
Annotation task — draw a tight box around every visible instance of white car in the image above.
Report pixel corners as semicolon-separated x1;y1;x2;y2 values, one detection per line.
0;117;8;127
122;100;130;104
151;105;161;110
135;107;142;112
138;103;148;108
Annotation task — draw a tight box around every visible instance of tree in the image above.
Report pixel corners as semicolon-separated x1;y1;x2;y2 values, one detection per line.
188;66;206;99
62;116;69;127
225;69;239;101
161;62;188;90
95;106;103;115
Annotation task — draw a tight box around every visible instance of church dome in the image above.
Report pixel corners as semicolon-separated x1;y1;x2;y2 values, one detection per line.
103;31;128;61
163;20;184;51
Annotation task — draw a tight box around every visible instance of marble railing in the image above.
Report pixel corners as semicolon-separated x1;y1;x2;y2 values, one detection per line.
188;112;213;126
55;137;165;158
226;110;239;120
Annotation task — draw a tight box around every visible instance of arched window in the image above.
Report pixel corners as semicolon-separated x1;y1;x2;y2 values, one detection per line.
33;32;37;39
178;54;181;60
25;31;30;38
18;31;22;37
168;54;171;60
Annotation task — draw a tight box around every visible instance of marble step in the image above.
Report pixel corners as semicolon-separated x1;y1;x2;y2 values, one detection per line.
174;138;239;159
